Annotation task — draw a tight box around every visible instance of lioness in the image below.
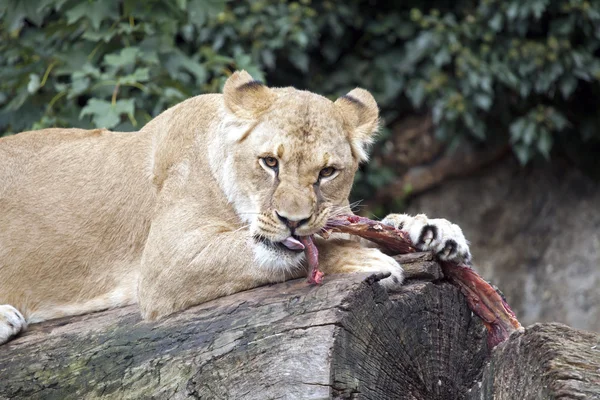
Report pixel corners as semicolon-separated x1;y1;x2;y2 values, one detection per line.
0;71;470;345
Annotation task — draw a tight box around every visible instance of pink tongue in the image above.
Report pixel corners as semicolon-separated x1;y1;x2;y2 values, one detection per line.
281;236;305;250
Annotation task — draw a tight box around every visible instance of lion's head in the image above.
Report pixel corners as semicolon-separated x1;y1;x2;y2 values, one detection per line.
212;71;379;270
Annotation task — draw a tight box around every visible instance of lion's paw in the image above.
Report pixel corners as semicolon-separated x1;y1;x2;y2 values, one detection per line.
382;213;471;264
0;305;27;345
342;247;404;290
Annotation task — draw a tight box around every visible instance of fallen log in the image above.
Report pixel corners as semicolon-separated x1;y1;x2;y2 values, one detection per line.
1;257;598;399
0;258;488;399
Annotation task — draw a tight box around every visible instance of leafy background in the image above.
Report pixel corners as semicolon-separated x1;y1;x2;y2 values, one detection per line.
1;0;600;209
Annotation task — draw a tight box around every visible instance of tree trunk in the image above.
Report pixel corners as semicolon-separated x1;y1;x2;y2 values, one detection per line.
466;323;600;400
1;256;598;399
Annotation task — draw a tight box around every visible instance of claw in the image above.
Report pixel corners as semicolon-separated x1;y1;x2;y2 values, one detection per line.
367;271;392;284
421;227;435;246
442;239;457;258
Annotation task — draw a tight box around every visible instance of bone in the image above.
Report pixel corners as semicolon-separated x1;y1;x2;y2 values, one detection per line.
299;235;323;285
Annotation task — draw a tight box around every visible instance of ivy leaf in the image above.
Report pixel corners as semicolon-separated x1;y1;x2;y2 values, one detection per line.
104;48;140;69
547;109;569;131
510;118;526;142
537;128;553;159
181;57;207;83
433;48;451;67
80;99;119;128
289;51;310;73
506;3;520;21
560;76;578;99
80;99;135;129
406;80;426;108
121;68;150;84
113;99;135;116
187;0;225;28
522;121;537;145
474;93;492;111
514;143;532;165
488;13;503;32
27;74;41;94
163;87;186;101
69;76;91;98
531;0;549;19
65;1;118;30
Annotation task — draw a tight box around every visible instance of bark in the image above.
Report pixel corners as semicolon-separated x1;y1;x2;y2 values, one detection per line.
1;257;598;399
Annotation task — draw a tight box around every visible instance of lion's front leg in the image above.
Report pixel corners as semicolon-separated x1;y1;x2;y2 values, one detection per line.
315;238;404;289
0;305;27;345
382;213;472;264
137;206;302;321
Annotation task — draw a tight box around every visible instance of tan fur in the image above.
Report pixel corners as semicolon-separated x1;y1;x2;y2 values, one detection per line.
0;71;399;332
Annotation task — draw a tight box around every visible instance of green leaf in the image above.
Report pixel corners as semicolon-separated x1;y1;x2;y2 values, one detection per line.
180;57;207;83
466;114;486;140
488;13;503;32
433;48;451;67
80;99;134;129
522;121;537;145
27;74;40;94
121;68;150;84
560;76;578;99
473;93;492;111
1;0;44;31
406;80;426;108
506;3;520;21
80;99;119;128
531;0;549;19
510;118;526;142
104;47;140;68
537;128;552;159
289;51;310;73
547;109;569;131
514;143;532;165
65;1;118;30
187;0;225;28
113;99;135;116
163;87;186;101
69;76;91;98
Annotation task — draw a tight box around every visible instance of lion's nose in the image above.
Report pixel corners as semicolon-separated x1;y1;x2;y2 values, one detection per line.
276;211;311;230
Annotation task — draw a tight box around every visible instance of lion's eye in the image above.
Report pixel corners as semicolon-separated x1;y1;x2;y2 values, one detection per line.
262;157;278;169
319;167;336;178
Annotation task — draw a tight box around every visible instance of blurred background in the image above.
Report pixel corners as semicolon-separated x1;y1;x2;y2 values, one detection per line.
1;0;599;331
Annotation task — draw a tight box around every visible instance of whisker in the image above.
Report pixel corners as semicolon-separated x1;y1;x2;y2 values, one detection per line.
232;224;250;233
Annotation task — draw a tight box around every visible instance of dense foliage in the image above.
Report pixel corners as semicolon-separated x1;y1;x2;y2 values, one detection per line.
1;0;599;190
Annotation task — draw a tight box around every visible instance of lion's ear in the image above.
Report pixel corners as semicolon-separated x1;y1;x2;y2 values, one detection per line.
223;70;275;120
334;88;380;162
